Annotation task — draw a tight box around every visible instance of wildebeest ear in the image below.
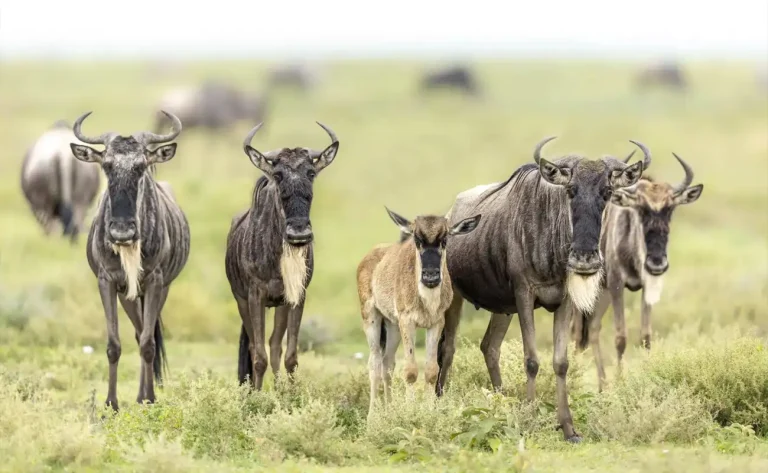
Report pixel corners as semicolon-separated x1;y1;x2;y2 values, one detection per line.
538;158;571;186
449;214;481;236
673;183;703;206
312;142;339;172
610;189;638;207
148;143;177;165
245;146;276;174
385;207;412;235
612;160;643;188
70;143;102;163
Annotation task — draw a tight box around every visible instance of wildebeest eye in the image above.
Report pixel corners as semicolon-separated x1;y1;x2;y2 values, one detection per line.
602;188;613;200
273;172;284;183
413;235;424;247
307;169;317;180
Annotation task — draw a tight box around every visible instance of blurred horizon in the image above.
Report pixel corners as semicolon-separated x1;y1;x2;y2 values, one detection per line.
1;0;767;61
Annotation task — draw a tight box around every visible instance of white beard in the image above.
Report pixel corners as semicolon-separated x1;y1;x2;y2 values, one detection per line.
642;273;664;306
112;241;143;301
567;269;604;314
280;242;308;307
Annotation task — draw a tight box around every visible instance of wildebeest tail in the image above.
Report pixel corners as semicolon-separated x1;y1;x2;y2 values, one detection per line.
154;315;168;385
238;324;252;385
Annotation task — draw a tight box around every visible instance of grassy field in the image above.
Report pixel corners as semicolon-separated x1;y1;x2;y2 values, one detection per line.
0;58;767;472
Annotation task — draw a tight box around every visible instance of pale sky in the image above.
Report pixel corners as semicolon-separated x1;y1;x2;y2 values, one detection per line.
1;0;766;59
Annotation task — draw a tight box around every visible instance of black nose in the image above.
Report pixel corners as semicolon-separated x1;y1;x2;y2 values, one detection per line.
421;269;441;288
108;220;136;243
567;250;602;275
285;224;313;245
645;256;669;275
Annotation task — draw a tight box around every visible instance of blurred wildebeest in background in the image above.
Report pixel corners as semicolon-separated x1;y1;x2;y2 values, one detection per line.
635;61;687;92
266;62;321;93
20;120;101;243
419;64;481;97
154;80;269;138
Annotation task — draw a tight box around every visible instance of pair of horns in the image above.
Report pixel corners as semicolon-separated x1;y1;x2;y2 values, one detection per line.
242;121;338;159
533;136;652;172
73;111;182;146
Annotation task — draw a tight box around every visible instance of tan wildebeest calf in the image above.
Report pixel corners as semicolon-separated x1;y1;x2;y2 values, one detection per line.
357;208;481;419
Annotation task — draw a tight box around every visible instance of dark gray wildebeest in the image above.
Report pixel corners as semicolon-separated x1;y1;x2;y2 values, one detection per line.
420;65;481;97
571;153;703;391
635;61;687;91
69;111;191;411
437;137;651;442
154;80;268;138
266;63;320;92
20;120;101;243
357;208;481;420
226;121;339;390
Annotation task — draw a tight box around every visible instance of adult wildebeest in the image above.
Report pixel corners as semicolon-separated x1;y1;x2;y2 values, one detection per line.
437;137;650;442
266;63;320;92
20;120;101;243
357;208;481;420
69;111;190;410
227;121;339;390
571;153;703;391
635;61;687;91
420;65;480;97
154;80;268;137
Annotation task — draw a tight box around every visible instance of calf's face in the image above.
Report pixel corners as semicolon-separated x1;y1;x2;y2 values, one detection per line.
611;153;703;276
386;209;481;288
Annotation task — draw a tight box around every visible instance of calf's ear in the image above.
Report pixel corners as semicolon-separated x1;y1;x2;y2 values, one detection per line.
449;214;481;236
385;207;412;235
673;183;703;206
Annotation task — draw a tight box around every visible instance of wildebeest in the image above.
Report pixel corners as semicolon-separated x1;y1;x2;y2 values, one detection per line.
69;111;191;410
20;120;101;243
420;65;481;97
226;121;340;390
266;63;320;92
437;137;650;442
635;61;687;91
571;153;703;391
357;208;481;419
154;80;268;137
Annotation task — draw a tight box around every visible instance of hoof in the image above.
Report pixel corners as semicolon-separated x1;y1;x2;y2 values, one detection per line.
105;399;119;412
566;434;583;444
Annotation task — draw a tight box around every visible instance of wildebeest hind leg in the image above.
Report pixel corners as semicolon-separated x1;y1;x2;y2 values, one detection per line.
481;313;512;392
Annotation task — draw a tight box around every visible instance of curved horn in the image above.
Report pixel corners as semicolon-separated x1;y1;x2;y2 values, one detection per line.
73;112;115;145
622;150;636;164
533;136;557;164
628;140;651;171
137;110;182;145
671;152;694;194
316;121;338;144
242;122;264;153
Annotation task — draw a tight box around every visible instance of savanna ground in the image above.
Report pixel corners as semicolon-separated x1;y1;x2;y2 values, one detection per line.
0;59;767;472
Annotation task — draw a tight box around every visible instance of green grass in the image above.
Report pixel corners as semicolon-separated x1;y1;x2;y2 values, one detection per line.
0;58;767;472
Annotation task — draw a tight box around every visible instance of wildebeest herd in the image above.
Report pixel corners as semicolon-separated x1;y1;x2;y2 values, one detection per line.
18;61;712;444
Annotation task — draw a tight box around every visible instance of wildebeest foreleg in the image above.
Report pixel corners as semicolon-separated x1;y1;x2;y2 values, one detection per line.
435;291;463;396
118;293;145;401
640;298;652;350
553;299;581;442
399;318;418;384
480;313;512;392
138;271;163;404
270;306;289;377
587;292;611;392
610;283;627;366
363;306;384;419
284;302;305;376
516;288;539;401
381;319;401;404
247;288;268;389
424;320;445;389
98;276;120;411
